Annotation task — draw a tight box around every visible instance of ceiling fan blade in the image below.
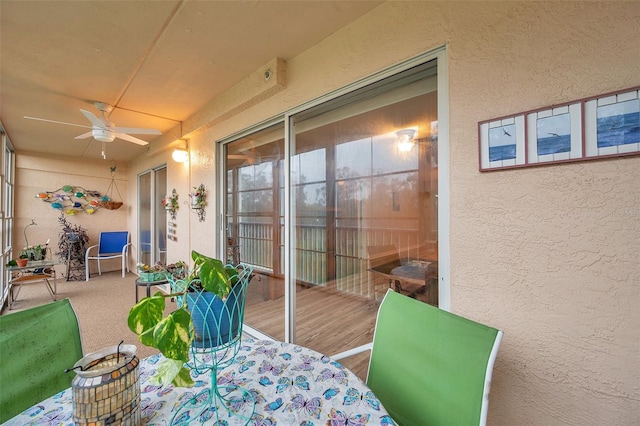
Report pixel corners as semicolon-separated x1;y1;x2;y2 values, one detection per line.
80;109;108;129
74;131;94;139
114;132;149;146
112;126;161;135
24;116;92;129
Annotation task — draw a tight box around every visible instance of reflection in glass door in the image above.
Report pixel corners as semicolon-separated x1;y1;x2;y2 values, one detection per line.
290;62;439;377
225;123;285;340
138;166;167;268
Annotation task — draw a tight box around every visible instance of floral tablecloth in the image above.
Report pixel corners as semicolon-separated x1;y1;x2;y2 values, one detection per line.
6;338;395;425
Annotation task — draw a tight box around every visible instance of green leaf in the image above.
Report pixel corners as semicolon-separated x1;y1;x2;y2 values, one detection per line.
139;326;158;349
148;358;189;387
172;366;195;387
153;308;193;362
127;295;165;336
192;250;230;297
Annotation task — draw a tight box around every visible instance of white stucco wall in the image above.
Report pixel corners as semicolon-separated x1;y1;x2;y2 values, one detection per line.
131;2;640;424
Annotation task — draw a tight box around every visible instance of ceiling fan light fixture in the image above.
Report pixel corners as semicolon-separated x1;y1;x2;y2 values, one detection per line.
93;128;115;142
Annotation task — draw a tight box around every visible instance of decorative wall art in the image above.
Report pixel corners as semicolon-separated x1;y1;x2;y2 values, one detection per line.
163;189;179;221
36;185;103;215
585;88;640;158
168;221;177;242
479;115;526;169
190;183;207;222
479;86;640;171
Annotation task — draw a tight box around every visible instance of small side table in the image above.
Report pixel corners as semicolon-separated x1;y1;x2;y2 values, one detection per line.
8;260;59;309
134;278;169;303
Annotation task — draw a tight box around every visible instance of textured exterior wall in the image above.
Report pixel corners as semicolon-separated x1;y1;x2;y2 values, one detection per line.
131;1;640;424
441;3;640;424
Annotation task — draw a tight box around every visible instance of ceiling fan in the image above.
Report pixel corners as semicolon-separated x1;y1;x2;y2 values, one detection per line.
24;101;161;157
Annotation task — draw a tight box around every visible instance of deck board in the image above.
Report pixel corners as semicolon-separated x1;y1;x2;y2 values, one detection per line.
244;279;380;380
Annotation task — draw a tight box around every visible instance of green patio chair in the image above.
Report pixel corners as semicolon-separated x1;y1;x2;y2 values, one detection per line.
0;298;83;423
366;289;503;425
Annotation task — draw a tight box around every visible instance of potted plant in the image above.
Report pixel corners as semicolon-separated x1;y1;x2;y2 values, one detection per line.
55;213;90;264
25;244;47;261
166;260;187;280
189;184;206;210
136;261;166;282
162;189;179;221
127;250;250;387
16;252;29;267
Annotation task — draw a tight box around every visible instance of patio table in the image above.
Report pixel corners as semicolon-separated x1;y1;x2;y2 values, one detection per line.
5;338;396;425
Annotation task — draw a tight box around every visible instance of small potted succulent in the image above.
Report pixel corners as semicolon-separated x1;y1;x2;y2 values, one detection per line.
166;260;188;280
127;250;250;387
136;261;166;282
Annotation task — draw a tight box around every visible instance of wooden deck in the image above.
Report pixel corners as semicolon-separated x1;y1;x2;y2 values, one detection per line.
244;276;381;381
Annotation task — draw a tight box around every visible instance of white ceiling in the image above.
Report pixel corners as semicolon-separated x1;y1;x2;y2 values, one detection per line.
0;0;383;162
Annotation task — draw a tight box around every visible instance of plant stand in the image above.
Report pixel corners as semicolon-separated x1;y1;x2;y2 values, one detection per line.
65;234;85;281
169;264;255;425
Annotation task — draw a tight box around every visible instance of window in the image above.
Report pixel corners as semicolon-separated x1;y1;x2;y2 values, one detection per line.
1;129;15;308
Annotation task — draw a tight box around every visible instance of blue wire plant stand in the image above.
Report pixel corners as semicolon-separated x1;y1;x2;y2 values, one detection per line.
168;263;255;425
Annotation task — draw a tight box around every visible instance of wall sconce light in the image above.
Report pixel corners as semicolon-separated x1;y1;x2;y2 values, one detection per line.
396;129;416;152
172;148;189;163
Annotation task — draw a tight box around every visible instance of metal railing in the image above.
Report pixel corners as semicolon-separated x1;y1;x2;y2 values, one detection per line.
235;222;425;297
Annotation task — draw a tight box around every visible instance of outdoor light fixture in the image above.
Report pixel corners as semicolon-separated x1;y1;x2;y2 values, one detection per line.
396;129;417;152
172;148;188;163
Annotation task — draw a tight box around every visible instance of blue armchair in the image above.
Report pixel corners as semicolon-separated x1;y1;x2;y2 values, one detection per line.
85;231;131;281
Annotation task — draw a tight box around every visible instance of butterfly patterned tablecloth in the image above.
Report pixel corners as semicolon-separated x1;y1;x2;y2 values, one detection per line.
6;338;395;425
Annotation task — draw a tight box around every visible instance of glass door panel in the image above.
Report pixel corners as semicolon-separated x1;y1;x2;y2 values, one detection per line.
291;72;438;378
138;173;152;268
155;168;167;265
225;123;285;340
138;166;167;269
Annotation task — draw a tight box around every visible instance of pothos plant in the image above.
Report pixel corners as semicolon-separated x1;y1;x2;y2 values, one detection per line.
127;250;238;387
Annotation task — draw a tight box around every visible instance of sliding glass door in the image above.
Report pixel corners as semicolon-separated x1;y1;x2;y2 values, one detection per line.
222;57;442;378
138;166;167;268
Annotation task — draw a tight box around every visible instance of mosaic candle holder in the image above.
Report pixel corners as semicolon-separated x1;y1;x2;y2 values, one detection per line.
70;344;140;426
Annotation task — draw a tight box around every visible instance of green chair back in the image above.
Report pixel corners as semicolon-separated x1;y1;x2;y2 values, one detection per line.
0;299;83;423
367;290;503;426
